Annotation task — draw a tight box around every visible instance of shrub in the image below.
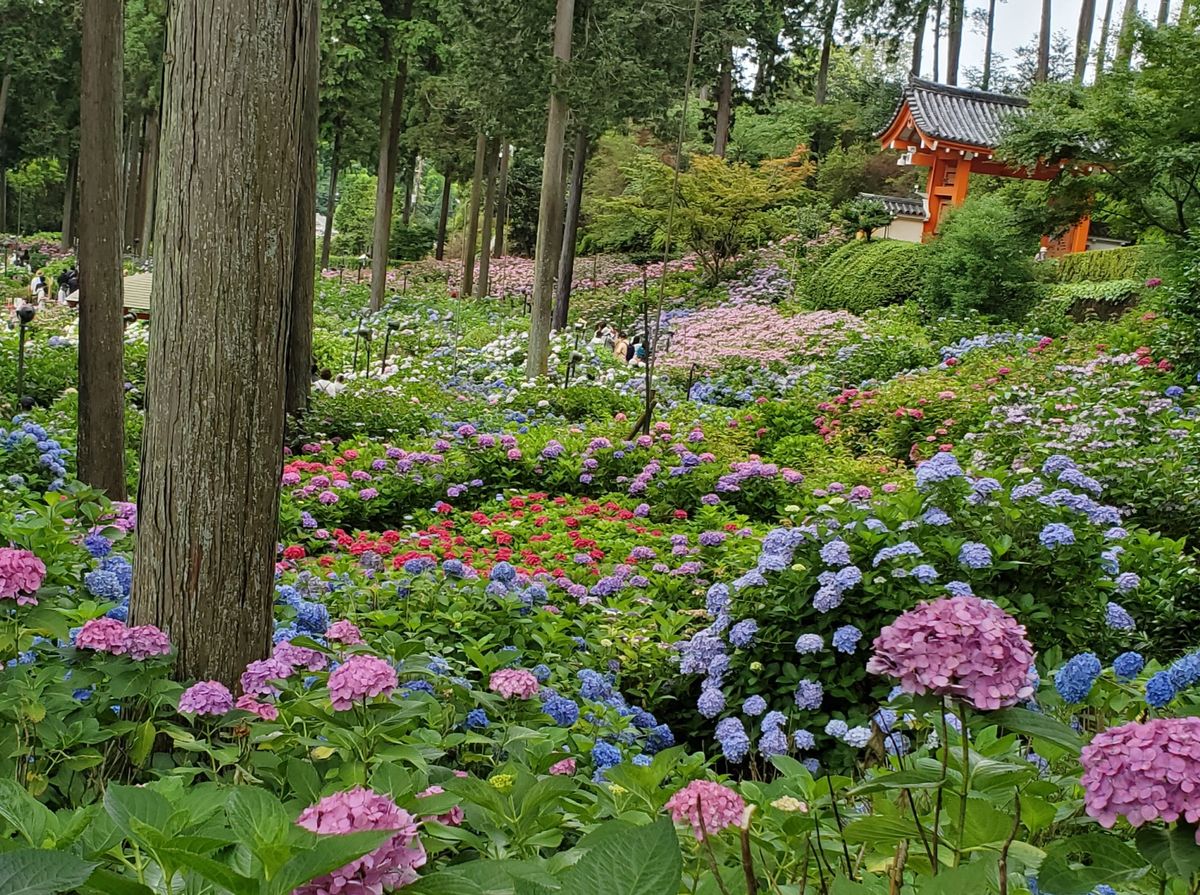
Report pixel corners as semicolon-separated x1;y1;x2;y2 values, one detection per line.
809;239;923;313
1056;245;1151;282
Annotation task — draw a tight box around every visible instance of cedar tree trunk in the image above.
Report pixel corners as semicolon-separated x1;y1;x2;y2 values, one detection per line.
553;128;587;331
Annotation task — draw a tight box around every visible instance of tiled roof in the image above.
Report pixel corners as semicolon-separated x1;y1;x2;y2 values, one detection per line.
859;193;926;219
896;77;1028;149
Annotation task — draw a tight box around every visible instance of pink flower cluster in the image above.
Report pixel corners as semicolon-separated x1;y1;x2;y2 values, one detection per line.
328;654;398;710
326;619;365;645
240;658;293;696
274;640;328;671
664;780;747;840
294;787;426;895
866;596;1035;710
75;618;171;660
549;758;577;776
488;668;540;700
178;681;235;717
1081;718;1200;838
0;548;46;605
417;785;464;826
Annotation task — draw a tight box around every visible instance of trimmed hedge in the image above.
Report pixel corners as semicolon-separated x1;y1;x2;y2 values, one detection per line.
1055;245;1156;283
808;239;924;314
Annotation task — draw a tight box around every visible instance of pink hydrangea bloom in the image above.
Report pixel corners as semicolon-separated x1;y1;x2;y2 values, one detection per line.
293;788;426;895
549;758;577;776
274;640;328;671
328;654;398;710
1081;718;1200;838
125;624;171;660
488;668;540;700
240;658;293;696
178;681;234;716
326;619;365;645
76;618;130;655
866;596;1035;710
417;785;464;826
0;548;46;605
235;694;279;721
665;780;747;840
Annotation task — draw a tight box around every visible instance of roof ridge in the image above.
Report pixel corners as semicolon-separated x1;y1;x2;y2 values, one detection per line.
908;75;1029;108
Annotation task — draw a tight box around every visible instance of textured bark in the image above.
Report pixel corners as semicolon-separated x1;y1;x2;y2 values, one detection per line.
0;70;10;143
1097;0;1116;75
60;155;77;251
526;0;574;378
77;0;126;499
320;124;341;269
401;152;419;227
475;137;498;299
122;120;142;249
1159;0;1172;24
493;142;510;258
911;2;928;77
1114;0;1139;71
553;129;587;331
1036;0;1052;82
946;0;964;85
713;46;733;154
815;0;839;102
932;0;942;82
369;64;407;311
138;109;160;257
286;0;319;419
462;132;486;296
1075;0;1097;82
981;0;998;89
132;0;311;687
434;173;451;261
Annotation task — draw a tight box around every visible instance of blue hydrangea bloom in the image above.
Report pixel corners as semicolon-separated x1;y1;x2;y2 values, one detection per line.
543;695;580;726
820;539;851;567
912;564;939;584
762;710;786;730
1115;572;1140;594
1055;653;1102;703
832;625;862;654
758;726;789;757
705;584;730;616
958;542;993;569
645;724;674;753
465;708;489;729
698;688;725;718
591;742;622;769
1113;652;1144;682
490;562;517;584
843;726;872;748
794;679;823;710
795;634;824;655
824;719;849;738
632;754;652;767
915;453;964;490
1039;523;1076;549
715;717;750;762
84;570;124;602
873;541;923;567
743;695;767;716
532;664;552;683
83;533;112;559
1147;672;1178;707
1105;602;1135;631
793;729;816;751
922;507;952;526
1169;652;1200;690
729;619;758;647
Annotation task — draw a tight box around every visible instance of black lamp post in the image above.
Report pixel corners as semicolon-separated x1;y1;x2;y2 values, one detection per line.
359;327;373;373
16;306;36;403
357;253;368;283
381;320;399;373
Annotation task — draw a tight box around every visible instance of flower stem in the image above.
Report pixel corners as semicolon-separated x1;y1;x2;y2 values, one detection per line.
696;794;734;895
954;701;971;867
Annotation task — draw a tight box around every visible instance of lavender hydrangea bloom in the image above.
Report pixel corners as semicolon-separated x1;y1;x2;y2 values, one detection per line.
1115;572;1140;594
793;729;816;750
758;726;789;757
824;719;849;738
743;695;767;716
715;717;750;762
795;634;824;655
1105;602;1135;631
911;564;939;584
1039;523;1076;549
873;542;923;567
915;453;964;491
922;507;952;526
729;619;759;647
698;688;725;718
820;539;852;567
794;679;823;711
957;542;993;569
843;726;872;748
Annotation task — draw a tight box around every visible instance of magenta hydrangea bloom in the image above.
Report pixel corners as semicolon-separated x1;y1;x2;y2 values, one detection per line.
328;654;398;710
664;779;747;841
235;694;279;721
293;787;426;895
240;657;293;696
488;668;540;700
866;595;1035;710
178;681;234;716
274;640;328;671
417;785;464;826
1081;718;1200;838
325;619;365;645
549;758;577;776
76;618;131;655
0;548;46;605
125;624;172;660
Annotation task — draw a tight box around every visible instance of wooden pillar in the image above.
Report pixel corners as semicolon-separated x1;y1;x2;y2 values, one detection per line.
950;156;972;207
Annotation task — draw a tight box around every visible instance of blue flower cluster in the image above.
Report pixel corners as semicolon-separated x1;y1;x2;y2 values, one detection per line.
1054;652;1101;703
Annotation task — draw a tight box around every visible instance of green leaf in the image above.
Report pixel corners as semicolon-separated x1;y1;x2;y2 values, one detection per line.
129;720;155;767
0;848;96;895
157;848;257;895
226;786;290;849
1037;834;1150;895
287;758;322;803
1135;824;1200;878
913;858;996;894
842;816;920;847
270;829;396;895
0;779;56;847
989;709;1084;754
103;785;173;845
77;868;156;895
405;870;487;895
557;818;681;895
957;799;1014;849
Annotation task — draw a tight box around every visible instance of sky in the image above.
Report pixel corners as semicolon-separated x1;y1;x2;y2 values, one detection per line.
928;0;1170;82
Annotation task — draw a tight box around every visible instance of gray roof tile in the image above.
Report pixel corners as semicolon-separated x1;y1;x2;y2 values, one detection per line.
858;193;926;219
894;77;1029;149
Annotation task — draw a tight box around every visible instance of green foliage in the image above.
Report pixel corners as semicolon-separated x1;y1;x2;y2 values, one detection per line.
1055;245;1153;283
833;197;894;241
809;239;923;314
921;195;1038;318
389;222;435;262
330;167;376;256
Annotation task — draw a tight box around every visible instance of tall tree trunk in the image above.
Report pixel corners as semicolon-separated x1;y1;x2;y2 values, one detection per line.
932;0;942;82
981;0;998;89
1114;0;1139;71
77;0;126;498
493;141;510;257
137;108;159;256
123;119;143;250
462;132;486;296
713;45;733;154
1096;0;1116;75
369;52;408;312
132;0;311;687
435;172;451;261
815;0;839;103
911;2;928;77
1075;0;1097;83
400;151;418;227
286;0;318;418
475;138;498;299
526;0;575;378
60;155;77;251
946;0;964;85
320;124;341;269
553;129;587;332
1035;0;1052;82
0;69;10;143
1158;0;1171;25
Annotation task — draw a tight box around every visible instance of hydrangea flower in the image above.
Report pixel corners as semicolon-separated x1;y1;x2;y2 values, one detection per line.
729;620;758;647
867;596;1035;710
1104;602;1135;631
465;708;489;729
542;695;579;726
793;729;816;751
911;564;939;584
832;625;862;654
758;725;789;757
241;658;293;696
591;741;622;770
795;634;824;655
824;719;849;738
325;619;364;645
488;668;540;699
664;780;747;840
915;453;964;490
820;539;851;567
843;726;872;748
178;681;234;717
1112;652;1144;682
1039;523;1076;549
957;542;993;570
1114;572;1140;595
1145;672;1176;708
794;679;823;711
742;695;766;716
549;758;576;775
716;717;750;762
698;688;725;718
328;655;398;710
1055;653;1102;704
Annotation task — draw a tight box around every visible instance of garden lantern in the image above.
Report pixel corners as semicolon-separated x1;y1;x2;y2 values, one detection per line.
16;305;36;403
381;321;399;374
358;327;373;373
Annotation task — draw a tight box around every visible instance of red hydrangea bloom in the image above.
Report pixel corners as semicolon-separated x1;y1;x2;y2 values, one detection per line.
417;785;464;826
274;640;328;671
1081;718;1200;839
329;654;398;710
488;668;540;700
178;681;235;716
866;596;1035;710
326;619;365;645
293;787;426;895
0;548;46;605
76;618;131;655
235;694;279;721
665;780;747;841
